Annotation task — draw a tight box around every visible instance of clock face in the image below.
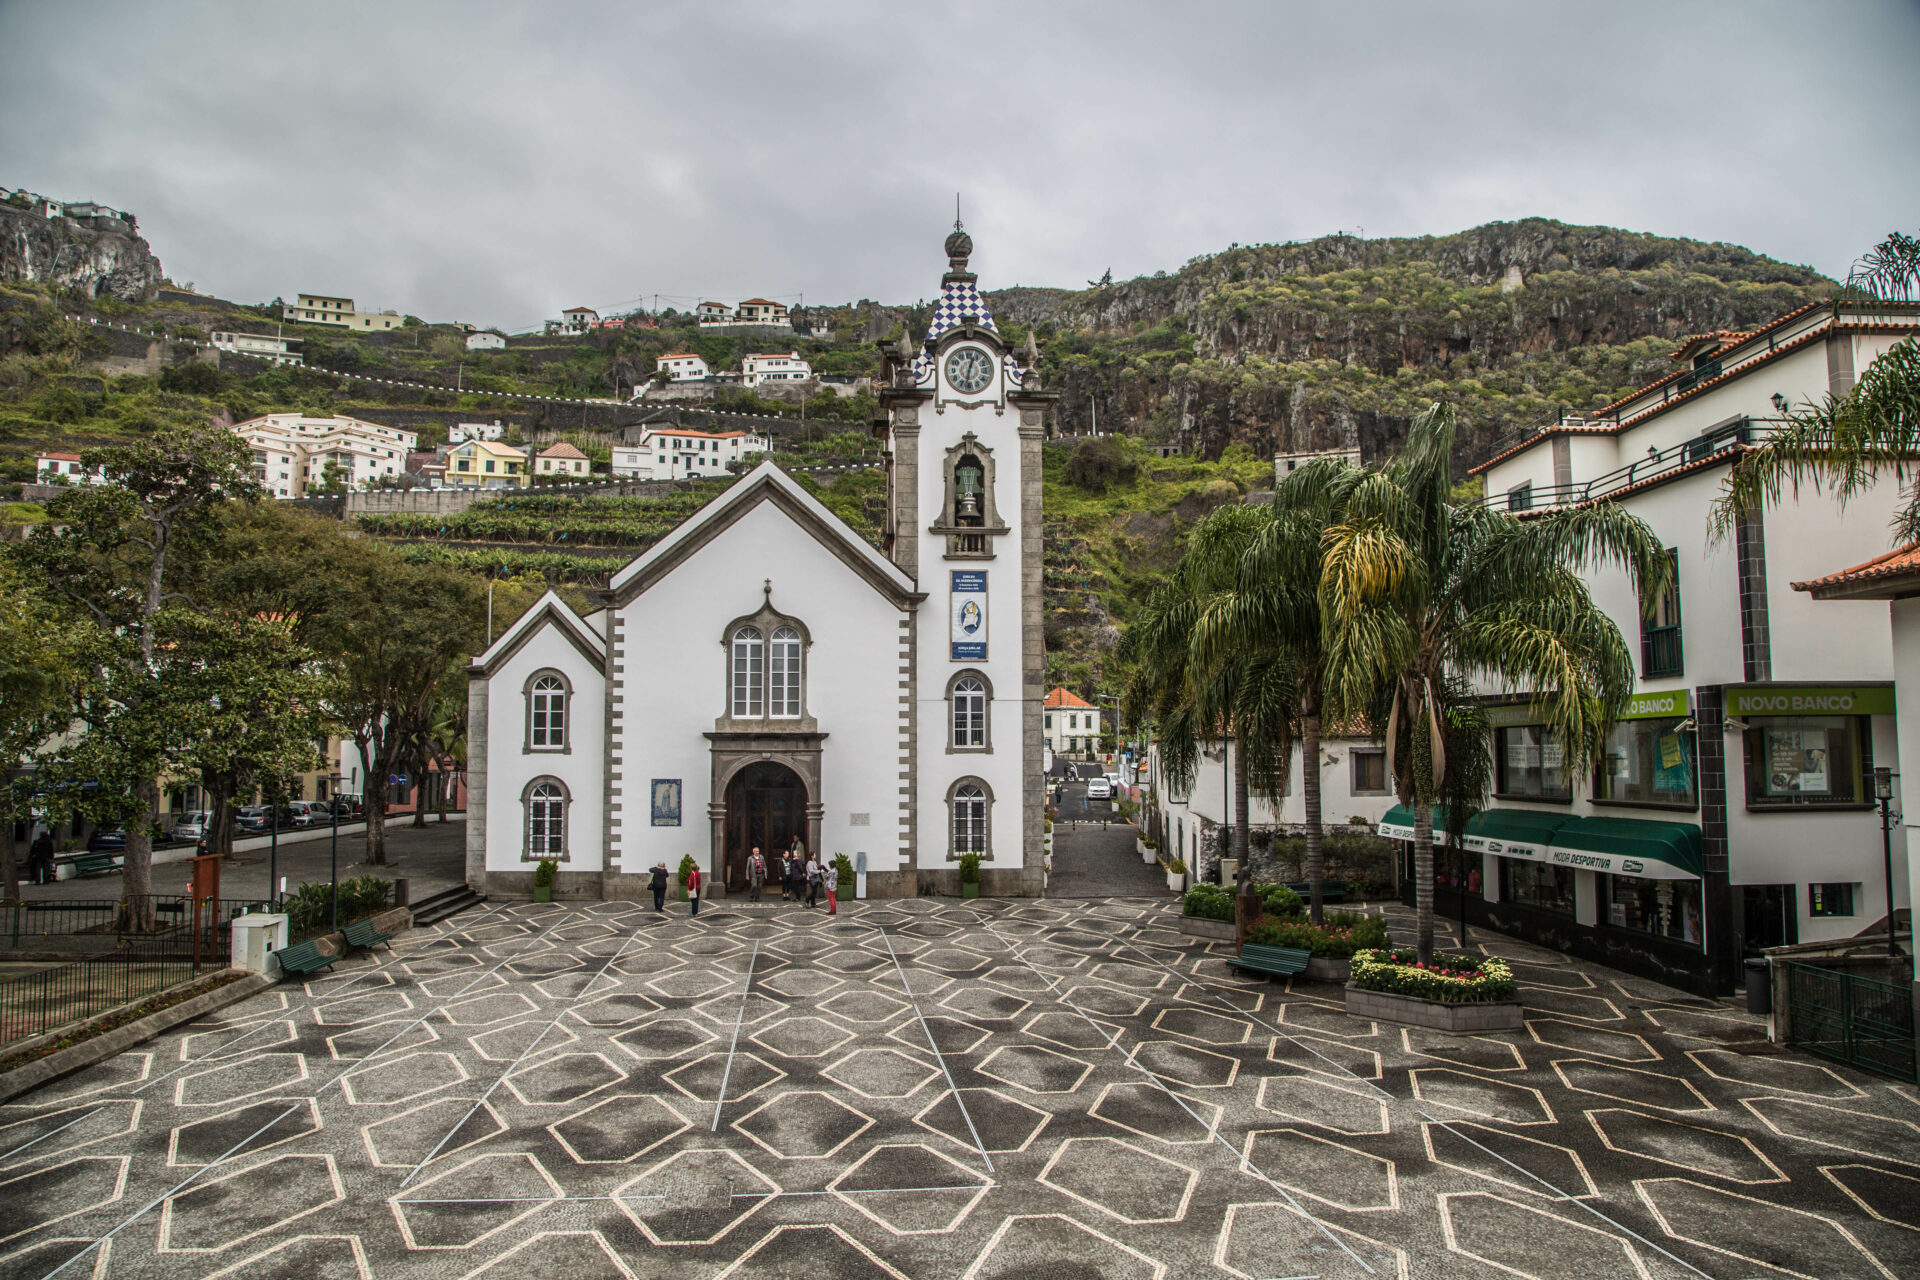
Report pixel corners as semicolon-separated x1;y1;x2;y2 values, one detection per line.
944;346;995;396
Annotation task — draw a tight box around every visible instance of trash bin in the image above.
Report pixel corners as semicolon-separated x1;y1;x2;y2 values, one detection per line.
1744;957;1772;1014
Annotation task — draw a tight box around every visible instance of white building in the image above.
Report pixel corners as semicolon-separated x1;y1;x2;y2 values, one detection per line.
560;307;599;335
234;413;419;498
737;298;789;326
1449;299;1920;994
535;441;592;478
1043;687;1102;755
466;331;506;351
34;451;107;485
282;293;403;331
743;352;812;387
609;428;770;480
1276;446;1361;480
696;302;733;327
656;353;711;383
209;331;303;367
467;226;1051;900
448;421;508;444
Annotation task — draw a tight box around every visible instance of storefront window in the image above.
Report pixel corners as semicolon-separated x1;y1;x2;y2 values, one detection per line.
1500;859;1575;915
1602;873;1703;945
1808;882;1856;917
1496;726;1572;800
1744;717;1863;807
1596;717;1696;807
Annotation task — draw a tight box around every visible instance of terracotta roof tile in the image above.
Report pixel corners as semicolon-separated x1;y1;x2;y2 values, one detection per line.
1044;687;1096;709
1792;542;1920;593
539;442;589;459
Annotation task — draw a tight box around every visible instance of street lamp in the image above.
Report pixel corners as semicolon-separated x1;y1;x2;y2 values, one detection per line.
329;771;343;933
1873;767;1900;958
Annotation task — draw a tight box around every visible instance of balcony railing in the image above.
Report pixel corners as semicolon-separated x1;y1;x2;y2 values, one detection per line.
1643;624;1684;678
1483;417;1772;513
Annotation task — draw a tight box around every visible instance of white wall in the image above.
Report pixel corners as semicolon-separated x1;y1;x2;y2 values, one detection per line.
612;499;906;876
483;619;607;873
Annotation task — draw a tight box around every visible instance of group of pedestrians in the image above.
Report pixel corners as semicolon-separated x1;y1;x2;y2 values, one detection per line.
642;837;838;917
746;839;834;911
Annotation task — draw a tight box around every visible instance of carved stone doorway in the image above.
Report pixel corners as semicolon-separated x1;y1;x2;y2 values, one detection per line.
723;761;808;893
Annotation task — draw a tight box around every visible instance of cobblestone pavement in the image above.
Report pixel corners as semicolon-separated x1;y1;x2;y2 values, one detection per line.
1048;821;1168;900
1;896;1915;1279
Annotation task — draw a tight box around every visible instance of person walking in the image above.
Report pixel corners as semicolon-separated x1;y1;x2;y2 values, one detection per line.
776;850;791;902
747;846;766;903
29;828;55;885
649;861;668;912
825;856;838;915
805;854;822;908
687;862;702;917
786;840;806;902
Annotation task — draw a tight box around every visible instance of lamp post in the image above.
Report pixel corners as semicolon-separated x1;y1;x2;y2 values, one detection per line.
329;771;343;933
1873;767;1900;958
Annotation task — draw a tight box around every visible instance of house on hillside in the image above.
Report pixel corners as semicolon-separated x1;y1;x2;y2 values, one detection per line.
282;293;403;331
1275;445;1361;479
696;302;733;326
536;441;592;479
466;331;506;351
448;421;508;444
234;414;418;498
1043;688;1102;756
34;451;107;486
210;330;303;367
447;439;530;489
610;428;768;480
656;353;711;383
742;352;811;387
736;298;789;326
561;307;600;335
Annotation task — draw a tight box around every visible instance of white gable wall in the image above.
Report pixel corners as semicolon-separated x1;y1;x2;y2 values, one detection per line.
482;615;607;875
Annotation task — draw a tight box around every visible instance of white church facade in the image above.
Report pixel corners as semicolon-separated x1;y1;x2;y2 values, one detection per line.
465;226;1054;899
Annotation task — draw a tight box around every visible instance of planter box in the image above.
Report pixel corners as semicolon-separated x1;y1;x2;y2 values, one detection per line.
1305;956;1351;984
1176;915;1235;941
1344;983;1524;1033
1166;872;1185;893
1141;847;1158;865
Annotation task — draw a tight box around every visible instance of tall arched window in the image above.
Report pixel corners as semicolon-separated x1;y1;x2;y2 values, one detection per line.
949;777;991;860
769;626;802;718
952;676;986;749
526;779;567;858
528;673;567;751
731;626;764;717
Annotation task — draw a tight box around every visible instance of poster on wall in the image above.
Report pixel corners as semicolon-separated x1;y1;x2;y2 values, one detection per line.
651;779;682;826
1766;728;1828;794
951;570;987;660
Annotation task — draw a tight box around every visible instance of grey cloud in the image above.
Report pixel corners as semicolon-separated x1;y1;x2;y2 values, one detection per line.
2;0;1915;328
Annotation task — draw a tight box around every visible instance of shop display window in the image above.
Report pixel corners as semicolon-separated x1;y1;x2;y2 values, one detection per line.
1500;859;1575;915
1602;873;1703;946
1596;716;1696;807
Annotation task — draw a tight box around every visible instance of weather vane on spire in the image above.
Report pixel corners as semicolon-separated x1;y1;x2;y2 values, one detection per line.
955;193;964;231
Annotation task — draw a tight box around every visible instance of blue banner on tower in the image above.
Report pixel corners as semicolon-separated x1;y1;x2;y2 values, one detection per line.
950;570;987;660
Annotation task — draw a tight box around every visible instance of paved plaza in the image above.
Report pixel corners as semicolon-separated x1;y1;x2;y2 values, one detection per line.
0;895;1916;1280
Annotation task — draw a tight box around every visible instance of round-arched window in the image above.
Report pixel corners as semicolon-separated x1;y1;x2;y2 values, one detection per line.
530;674;566;749
731;626;764;717
770;626;802;718
953;783;987;855
527;781;566;856
952;676;986;748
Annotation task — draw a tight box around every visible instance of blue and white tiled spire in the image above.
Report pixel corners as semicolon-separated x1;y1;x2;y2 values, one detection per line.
913;222;1024;388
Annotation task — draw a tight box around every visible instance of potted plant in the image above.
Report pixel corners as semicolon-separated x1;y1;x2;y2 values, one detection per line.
532;857;557;903
958;852;981;899
677;853;695;901
834;853;854;892
1141;835;1158;866
1165;857;1186;893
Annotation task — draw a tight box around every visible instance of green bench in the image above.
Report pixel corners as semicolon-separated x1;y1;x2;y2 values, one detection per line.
1284;881;1347;905
341;918;394;954
60;852;120;878
272;939;337;979
1230;943;1313;979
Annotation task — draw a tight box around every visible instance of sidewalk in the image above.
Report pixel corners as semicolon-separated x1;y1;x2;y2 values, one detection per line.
16;818;470;903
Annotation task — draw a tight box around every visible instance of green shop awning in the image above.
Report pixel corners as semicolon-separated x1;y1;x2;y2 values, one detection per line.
1377;805;1447;842
1462;808;1574;861
1545;816;1705;881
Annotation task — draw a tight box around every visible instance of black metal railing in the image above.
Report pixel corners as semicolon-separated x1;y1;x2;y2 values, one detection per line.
1785;961;1916;1083
1642;624;1684;678
0;938;205;1049
1484;418;1769;513
7;895;276;947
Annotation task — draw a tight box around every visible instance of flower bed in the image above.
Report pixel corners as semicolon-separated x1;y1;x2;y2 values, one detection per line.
1246;911;1390;958
1349;948;1516;1004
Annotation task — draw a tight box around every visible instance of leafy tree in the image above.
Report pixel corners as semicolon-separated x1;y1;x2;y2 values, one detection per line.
1712;229;1920;544
0;566;90;899
8;425;260;926
1317;402;1667;961
1065;435;1139;494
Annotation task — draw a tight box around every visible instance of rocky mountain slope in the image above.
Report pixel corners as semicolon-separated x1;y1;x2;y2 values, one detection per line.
989;218;1835;465
0;203;164;302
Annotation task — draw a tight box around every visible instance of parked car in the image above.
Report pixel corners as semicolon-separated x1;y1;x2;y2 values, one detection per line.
171;810;212;841
86;826;127;852
288;801;333;828
234;805;292;834
330;795;365;819
1084;777;1113;800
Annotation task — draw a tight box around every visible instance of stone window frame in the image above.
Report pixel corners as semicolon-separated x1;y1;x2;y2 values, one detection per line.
947;775;993;861
523;668;572;755
719;594;816;732
522;775;571;862
947;668;993;754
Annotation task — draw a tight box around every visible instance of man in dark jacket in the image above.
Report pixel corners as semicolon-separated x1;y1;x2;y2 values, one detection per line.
648;861;668;911
29;830;56;885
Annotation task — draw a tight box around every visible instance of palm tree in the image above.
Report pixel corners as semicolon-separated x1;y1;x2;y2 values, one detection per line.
1318;403;1670;961
1123;506;1298;913
1711;229;1920;544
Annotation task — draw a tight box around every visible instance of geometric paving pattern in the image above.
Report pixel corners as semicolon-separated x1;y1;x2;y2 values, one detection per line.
1;897;1917;1278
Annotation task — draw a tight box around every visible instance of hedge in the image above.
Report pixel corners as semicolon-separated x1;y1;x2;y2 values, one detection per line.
1246;911;1391;957
1350;948;1517;1004
1181;882;1303;922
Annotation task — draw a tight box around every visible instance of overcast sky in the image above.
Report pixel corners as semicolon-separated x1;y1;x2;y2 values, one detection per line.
4;1;1916;331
